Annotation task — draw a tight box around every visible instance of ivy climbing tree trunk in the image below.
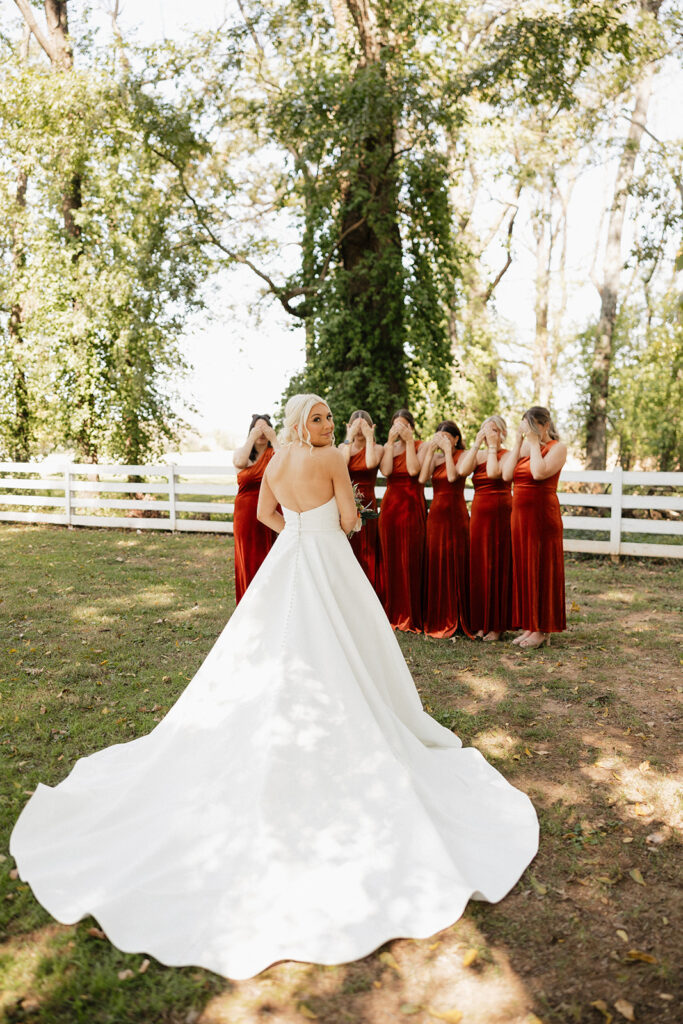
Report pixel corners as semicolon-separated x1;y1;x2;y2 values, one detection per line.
5;25;31;461
13;0;96;460
310;0;408;430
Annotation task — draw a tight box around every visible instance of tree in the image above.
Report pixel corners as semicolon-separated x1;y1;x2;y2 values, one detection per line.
0;2;210;462
585;0;665;469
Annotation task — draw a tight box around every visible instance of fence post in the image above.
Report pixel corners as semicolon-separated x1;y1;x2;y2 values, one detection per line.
64;465;72;527
168;464;177;531
609;466;623;560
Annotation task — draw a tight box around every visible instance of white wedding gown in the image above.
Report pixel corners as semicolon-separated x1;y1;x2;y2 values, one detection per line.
11;497;538;979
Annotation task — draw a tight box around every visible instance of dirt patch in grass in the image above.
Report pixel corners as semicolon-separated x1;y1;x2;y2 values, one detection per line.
1;526;681;1023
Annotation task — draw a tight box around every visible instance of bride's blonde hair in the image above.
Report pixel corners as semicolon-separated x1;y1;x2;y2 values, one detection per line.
279;393;328;448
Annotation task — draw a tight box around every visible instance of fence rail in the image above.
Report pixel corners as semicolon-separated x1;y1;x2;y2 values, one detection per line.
0;461;681;558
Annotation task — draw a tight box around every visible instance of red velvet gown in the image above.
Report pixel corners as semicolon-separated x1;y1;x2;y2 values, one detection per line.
423;455;472;638
469;452;512;634
233;447;277;604
511;440;566;633
378;444;425;633
348;448;382;593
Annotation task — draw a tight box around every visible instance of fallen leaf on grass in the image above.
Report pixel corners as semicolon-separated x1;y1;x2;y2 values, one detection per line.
379;951;401;974
625;950;657;964
428;941;441;951
462;948;478;967
299;1005;318;1019
526;1015;545;1024
529;875;548;896
616;929;629;942
117;969;134;980
591;1000;613;1022
427;1008;463;1023
628;868;645;886
138;958;150;973
87;927;106;939
614;998;635;1021
400;1005;422;1015
9;868;18;880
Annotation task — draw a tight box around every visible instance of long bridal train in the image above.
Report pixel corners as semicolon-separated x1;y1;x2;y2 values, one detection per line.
10;497;538;980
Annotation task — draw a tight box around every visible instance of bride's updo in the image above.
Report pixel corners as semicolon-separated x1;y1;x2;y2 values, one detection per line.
280;393;328;448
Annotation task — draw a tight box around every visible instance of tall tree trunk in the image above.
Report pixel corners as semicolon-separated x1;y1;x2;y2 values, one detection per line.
532;192;552;407
327;0;407;427
8;167;32;462
6;25;32;461
585;0;660;469
14;1;93;459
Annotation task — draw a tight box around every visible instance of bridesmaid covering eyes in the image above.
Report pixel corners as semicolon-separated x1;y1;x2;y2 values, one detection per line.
232;413;279;603
419;420;472;639
458;415;512;642
501;406;567;650
378;408;426;632
342;410;384;591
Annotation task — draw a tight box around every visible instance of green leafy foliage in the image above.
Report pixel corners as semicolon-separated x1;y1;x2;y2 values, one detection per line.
0;27;210;462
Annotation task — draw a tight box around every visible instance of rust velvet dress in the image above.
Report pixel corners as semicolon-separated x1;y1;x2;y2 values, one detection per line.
469;453;512;634
348;448;382;592
233;447;277;604
423;455;472;638
511;441;566;633
378;444;425;633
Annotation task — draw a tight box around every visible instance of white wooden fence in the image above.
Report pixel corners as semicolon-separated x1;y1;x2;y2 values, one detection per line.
0;461;681;558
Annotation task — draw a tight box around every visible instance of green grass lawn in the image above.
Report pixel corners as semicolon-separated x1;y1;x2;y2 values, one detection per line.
1;525;681;1024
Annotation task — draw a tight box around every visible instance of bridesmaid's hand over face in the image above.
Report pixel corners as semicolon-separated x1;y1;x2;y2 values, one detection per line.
261;423;278;445
346;420;361;443
396;420;413;442
360;419;375;441
516;420;528;445
474;428;487;448
484;424;499;448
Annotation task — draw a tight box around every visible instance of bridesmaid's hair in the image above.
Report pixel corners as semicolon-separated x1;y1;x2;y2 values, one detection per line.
348;409;373;427
247;413;273;462
280;393;328;448
482;414;507;439
390;408;416;430
437;420;465;450
523;406;560;441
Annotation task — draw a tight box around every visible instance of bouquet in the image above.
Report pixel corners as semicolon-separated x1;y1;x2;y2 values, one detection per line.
348;482;380;537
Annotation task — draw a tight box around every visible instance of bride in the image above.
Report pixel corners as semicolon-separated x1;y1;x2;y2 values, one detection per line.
10;394;538;980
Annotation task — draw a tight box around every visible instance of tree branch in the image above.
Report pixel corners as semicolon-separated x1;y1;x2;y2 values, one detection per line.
146;142;363;318
13;0;56;61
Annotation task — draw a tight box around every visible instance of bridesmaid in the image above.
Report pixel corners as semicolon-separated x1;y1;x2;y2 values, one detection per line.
501;406;567;649
232;414;279;603
419;421;472;638
458;415;512;642
342;410;384;591
378;408;426;632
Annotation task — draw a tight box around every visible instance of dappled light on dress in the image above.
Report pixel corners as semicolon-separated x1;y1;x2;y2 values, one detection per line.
10;496;538;980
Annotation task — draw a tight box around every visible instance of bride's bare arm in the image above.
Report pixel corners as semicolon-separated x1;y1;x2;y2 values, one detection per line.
329;449;360;534
256;474;285;533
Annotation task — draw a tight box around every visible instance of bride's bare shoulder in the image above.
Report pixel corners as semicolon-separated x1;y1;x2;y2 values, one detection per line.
317;446;346;468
